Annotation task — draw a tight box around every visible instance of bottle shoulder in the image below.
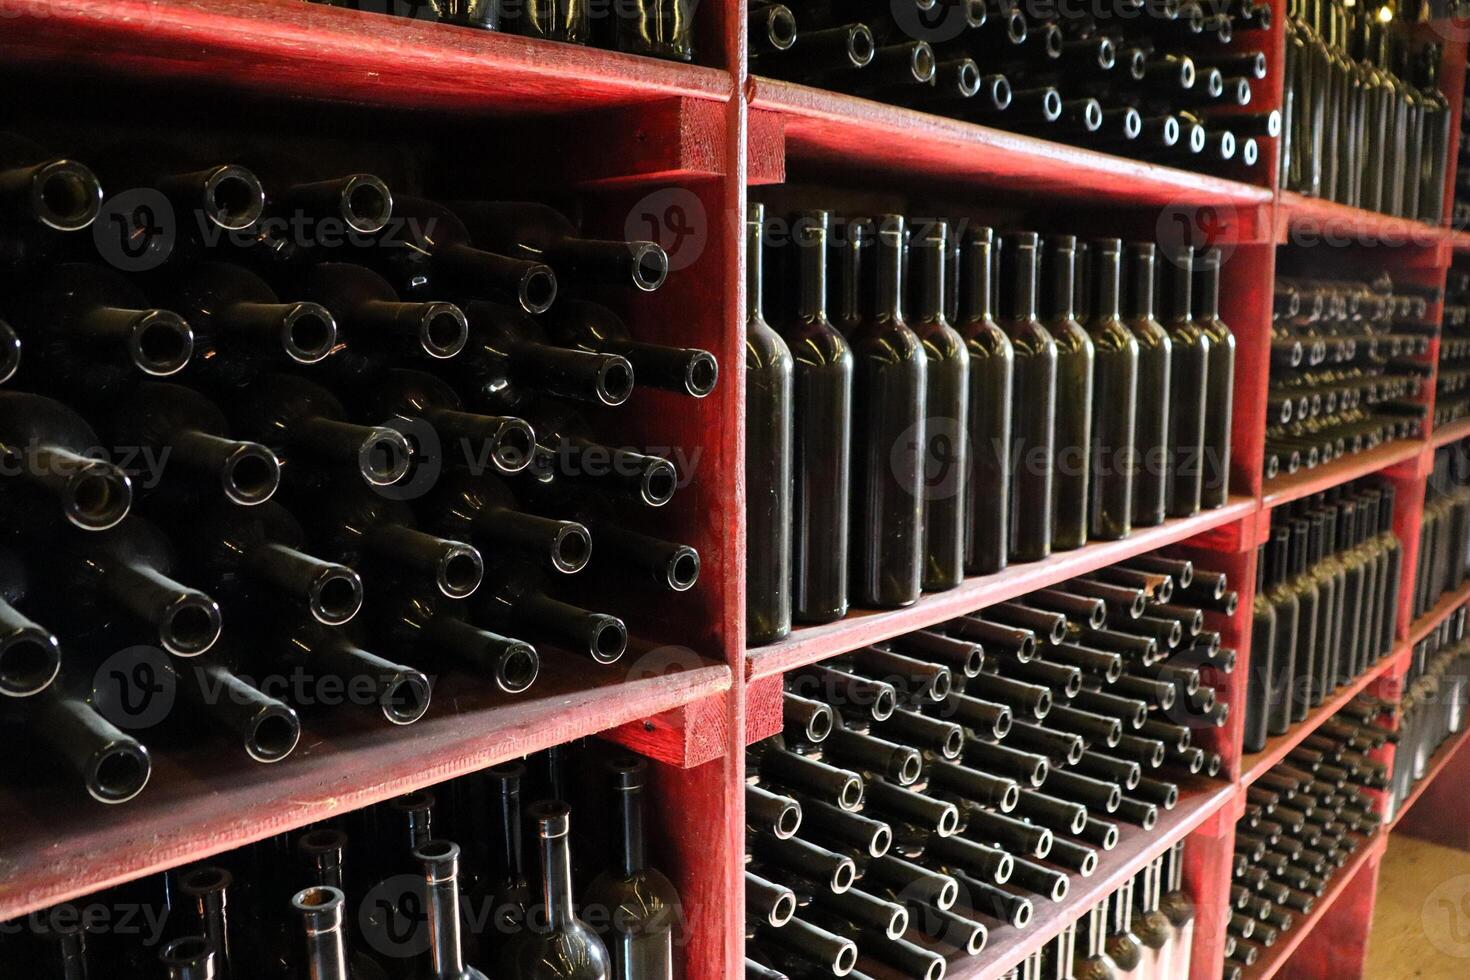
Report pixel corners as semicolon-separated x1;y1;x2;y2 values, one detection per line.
911;318;970;363
1087;317;1140;354
774;315;853;367
956;318;1015;359
997;316;1058;357
1201;316;1236;346
1047;317;1094;355
847;316;926;363
745;318;794;371
1123;315;1171;350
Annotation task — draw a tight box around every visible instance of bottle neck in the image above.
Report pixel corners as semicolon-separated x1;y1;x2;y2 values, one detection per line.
1126;247;1157;321
541;825;577;929
495;773;525;882
999;240;1039;321
913;233;946;322
874;224;904;321
1049;245;1077;321
619;782;648;876
961;237;995;322
1163;252;1193;322
797;224;829;320
1255;545;1267;592
1091;245;1123;321
745;217;763;322
1270;530;1290;585
1197;254;1222;321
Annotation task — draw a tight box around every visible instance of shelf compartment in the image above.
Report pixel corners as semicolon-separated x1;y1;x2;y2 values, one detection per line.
1261;439;1428;510
748;77;1274;209
1275;192;1451;253
0;656;730;922
1240;647;1405;787
746;497;1256;680
1406;581;1470;649
0;0;731;117
1241;832;1388;979
1389;725;1470;831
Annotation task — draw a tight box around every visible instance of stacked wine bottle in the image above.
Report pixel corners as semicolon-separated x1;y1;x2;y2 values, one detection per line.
1266;274;1433;479
1417;441;1470;617
1437;270;1470;427
305;0;700;62
743;550;1226;977
1;744;679;979
1281;4;1451;221
746;204;1237;645
0;132;714;804
1390;605;1469;819
750;0;1273;176
1226;701;1388;976
1246;480;1402;754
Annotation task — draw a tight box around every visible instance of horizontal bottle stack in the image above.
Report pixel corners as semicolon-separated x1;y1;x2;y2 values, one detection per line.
746;205;1236;645
0;134;713;804
304;0;701;62
1266;273;1433;478
1280;0;1452;222
1417;440;1470;617
1225;699;1389;977
744;549;1228;977
1439;269;1470;427
1391;604;1469;819
1246;478;1403;755
0;743;679;980
750;0;1274;178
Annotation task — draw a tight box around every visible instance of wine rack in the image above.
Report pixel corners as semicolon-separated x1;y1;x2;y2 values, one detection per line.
1;2;1470;979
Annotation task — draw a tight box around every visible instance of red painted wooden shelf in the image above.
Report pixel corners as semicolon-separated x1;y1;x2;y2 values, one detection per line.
0;0;730;116
1260;439;1428;510
1274;192;1451;250
1450;229;1470;253
748;76;1274;208
1407;582;1470;649
746;497;1257;679
1432;416;1470;448
943;779;1238;980
1389;726;1470;831
0;657;730;921
1239;649;1405;787
1240;832;1388;979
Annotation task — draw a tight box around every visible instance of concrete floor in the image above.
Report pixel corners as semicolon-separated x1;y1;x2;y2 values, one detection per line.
1366;835;1470;979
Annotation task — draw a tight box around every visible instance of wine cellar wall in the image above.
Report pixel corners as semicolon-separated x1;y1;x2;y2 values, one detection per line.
1;1;1469;979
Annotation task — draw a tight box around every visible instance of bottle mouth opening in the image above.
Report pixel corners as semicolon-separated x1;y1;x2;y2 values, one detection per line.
1167;622;1183;647
871;687;896;721
1017;634;1036;659
359;429;413;486
292;886;345;914
282;304;338;363
437;546;484;599
1102;824;1120;850
1155;577;1174;602
342;175;394;235
993;706;1013;738
887;906;909;939
421;304;469;359
0;631;59;697
383;670;432;725
247;705;301;763
897;752;922;785
766;6;797;50
1163;116;1182;147
988;74;1013;110
995;852;1014;884
937;805;959;835
640;461;678;507
929;669;953;701
179;866;232;895
1045;618;1067;644
160;594;222;657
631;243;670;292
1063;672;1082;698
300;828;347;853
1066;740;1084;765
497;644;540;693
1105;660;1122;683
832;860;855;893
1216;19;1233;42
942;727;963;757
775;801;801;838
1204;69;1224;98
1219;131;1238;160
33;161;102;231
130;311;193;376
1139;808;1158;830
1035;829;1053;858
1034;689;1053;718
923;959;943;980
848;25;876;66
222;443;281;506
310;567;364;626
1097;39;1116;69
1029;759;1048;786
1042;25;1062;58
160;936;213;967
683;351;719;397
1124;109;1143;140
955;60;982;98
870;824;892;857
839;777;863;809
596;357;635;407
1105;721;1122;746
805;704;833;741
548;522;592;575
1266;110;1282;137
937;879;958;909
1087;604;1108;629
204;167;265;232
65;463;132;531
770;891;796;926
589;617;627;664
519;266;557;315
835;943;858;974
88;741;150;804
1002;782;1021;811
1006;11;1027;43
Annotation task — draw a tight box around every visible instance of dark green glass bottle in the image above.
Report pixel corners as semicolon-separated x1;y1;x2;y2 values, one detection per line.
1193;247;1236;509
998;232;1057;563
1158;247;1210;518
1123;243;1172;529
772;210;853;624
1084;238;1139;541
908;221;970;592
849;214;926;608
744;203;795;646
954;226;1014;575
1042;235;1095;551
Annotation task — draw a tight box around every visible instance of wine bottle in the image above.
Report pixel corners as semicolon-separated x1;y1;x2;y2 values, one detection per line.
377;582;540;693
289;885;353;980
997;231;1058;562
263;615;430;725
0;390;132;530
472;560;627;664
1193;247;1236;508
1158;247;1211;518
549;300;717;398
0;675;152;803
0;551;61;698
1042;235;1095;550
356;367;535;477
159;936;216;980
1085;238;1140;540
746;203;795;644
908;221;970;592
518;402;678;509
0;134;102;265
413;841;492;979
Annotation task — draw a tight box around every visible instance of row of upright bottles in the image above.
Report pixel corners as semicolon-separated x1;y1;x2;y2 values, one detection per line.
1437;269;1470;426
1267;272;1433;479
1454;97;1470;228
750;0;1274;176
1245;480;1402;754
744;549;1227;977
1390;604;1468;818
1416;441;1470;616
2;744;679;979
0;133;713;803
746;203;1236;645
1225;700;1388;976
306;0;699;62
1280;1;1451;221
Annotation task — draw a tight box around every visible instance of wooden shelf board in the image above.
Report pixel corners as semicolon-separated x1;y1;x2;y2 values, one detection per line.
748;76;1274;209
0;0;730;117
1407;582;1470;648
0;657;730;921
1241;832;1388;979
746;497;1257;680
1450;228;1470;252
1275;192;1450;249
1432;416;1470;449
941;779;1239;980
1389;726;1470;831
1240;650;1404;787
1261;439;1427;510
